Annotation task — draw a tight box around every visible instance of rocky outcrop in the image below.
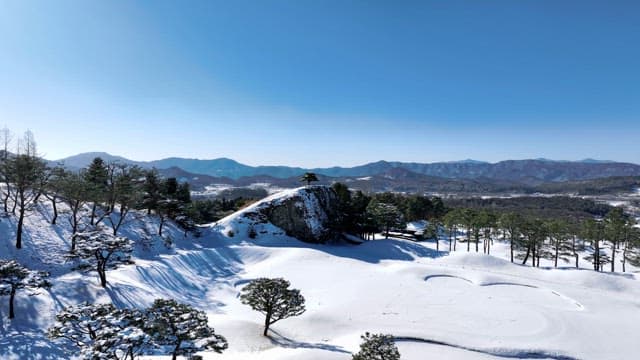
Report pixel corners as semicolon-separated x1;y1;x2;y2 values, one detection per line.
261;186;339;243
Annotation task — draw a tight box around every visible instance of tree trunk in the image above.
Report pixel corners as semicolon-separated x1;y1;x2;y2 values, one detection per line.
172;340;182;360
466;228;470;252
2;188;8;213
51;196;58;225
510;232;514;263
9;286;16;319
263;312;272;336
611;242;616;272
71;234;77;253
475;234;479;252
11;195;17;214
554;240;559;268
522;245;531;265
16;205;25;249
97;256;107;288
90;203;97;225
159;216;165;236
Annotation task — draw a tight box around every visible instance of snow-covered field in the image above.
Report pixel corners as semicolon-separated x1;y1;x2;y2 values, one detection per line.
1;188;640;359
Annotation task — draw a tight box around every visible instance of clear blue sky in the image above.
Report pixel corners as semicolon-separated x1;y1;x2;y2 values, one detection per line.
0;0;638;167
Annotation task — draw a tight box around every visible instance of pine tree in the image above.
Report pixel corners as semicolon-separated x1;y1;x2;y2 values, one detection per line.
0;260;50;319
84;157;109;225
48;303;150;360
546;219;573;268
58;171;90;251
70;232;134;287
300;172;319;186
604;207;626;272
144;299;227;360
240;277;306;336
105;164;144;236
366;201;404;239
499;212;522;263
142;168;163;215
352;332;400;360
6;152;47;249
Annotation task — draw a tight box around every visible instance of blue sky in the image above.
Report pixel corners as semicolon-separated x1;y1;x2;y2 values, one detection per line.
0;0;638;167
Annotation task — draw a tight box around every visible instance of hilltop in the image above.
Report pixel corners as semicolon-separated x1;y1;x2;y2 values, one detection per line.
1;187;639;359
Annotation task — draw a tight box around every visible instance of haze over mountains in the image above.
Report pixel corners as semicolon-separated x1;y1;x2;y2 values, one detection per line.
56;152;640;181
51;152;640;195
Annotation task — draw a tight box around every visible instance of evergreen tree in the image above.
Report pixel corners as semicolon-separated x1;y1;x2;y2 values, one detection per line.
105;164;144;236
622;222;640;271
70;232;134;287
84;157;109;225
48;303;150;360
366;201;404;239
546;219;573;268
142;168;163;215
404;195;432;221
240;277;306;336
443;209;462;251
520;218;547;267
6;152;47;249
582;219;604;271
499;212;522;263
300;172;319;186
352;332;400;360
58;171;90;251
0;260;50;319
604;207;626;272
144;299;227;360
43;165;66;225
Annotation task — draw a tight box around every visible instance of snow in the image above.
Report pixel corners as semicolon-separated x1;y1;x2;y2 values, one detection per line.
405;220;428;232
1;189;640;359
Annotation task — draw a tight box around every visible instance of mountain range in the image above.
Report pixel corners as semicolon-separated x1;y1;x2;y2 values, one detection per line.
55;152;640;182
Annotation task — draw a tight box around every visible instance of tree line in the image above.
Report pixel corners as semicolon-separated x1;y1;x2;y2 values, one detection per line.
330;182;640;272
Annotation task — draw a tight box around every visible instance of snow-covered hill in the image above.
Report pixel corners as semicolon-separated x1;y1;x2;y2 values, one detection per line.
1;187;640;359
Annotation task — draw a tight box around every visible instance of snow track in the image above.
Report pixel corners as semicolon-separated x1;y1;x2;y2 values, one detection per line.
394;337;581;360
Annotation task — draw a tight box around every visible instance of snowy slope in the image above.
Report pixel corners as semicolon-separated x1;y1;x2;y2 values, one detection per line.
1;188;640;359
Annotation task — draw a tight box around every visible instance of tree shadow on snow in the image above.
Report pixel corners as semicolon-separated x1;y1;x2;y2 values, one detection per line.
253;237;445;264
0;332;68;360
268;329;350;354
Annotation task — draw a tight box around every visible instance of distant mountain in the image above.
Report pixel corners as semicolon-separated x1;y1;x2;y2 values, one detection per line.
54;152;147;170
55;152;640;184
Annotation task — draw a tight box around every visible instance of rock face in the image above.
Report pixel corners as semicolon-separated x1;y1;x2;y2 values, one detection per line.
261;186;339;243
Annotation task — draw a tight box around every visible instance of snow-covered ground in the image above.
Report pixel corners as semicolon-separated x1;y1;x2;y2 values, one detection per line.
1;188;640;359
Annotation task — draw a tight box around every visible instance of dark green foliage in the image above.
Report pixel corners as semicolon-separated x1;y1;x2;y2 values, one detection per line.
69;232;134;288
366;200;404;239
84;157;109;225
240;278;306;336
186;197;261;224
300;172;319;186
445;196;612;221
0;260;50;319
145;299;228;360
49;300;226;360
142;168;163;214
352;332;400;360
5;153;48;248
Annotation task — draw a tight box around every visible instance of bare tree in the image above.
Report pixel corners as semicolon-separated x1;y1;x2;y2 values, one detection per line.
0;126;13;213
